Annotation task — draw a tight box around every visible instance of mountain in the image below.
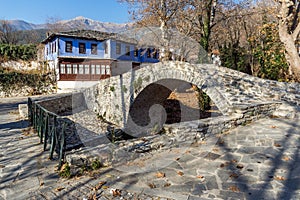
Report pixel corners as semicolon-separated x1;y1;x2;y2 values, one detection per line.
2;20;44;30
3;16;131;33
57;16;131;33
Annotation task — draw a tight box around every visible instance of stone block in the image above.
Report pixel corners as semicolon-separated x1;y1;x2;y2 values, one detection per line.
18;104;28;119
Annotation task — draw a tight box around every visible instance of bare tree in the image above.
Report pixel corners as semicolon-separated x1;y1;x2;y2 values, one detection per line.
120;0;184;61
176;0;218;53
276;0;300;80
0;20;19;44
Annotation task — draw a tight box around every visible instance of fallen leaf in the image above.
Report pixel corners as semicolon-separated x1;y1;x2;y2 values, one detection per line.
102;186;109;190
229;173;239;179
270;125;277;128
175;157;180;161
177;171;184;176
282;156;290;161
40;182;44;186
112;189;121;197
274;143;282;147
220;162;230;168
155;172;165;178
55;187;65;192
60;163;68;173
185;150;191;154
164;182;171;187
197;175;204;179
236;164;244;169
231;159;238;163
228;185;240;192
274;176;285;181
95;181;106;190
148;183;156;188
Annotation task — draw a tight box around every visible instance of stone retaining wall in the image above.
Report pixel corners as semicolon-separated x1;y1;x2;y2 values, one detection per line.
37;92;87;115
165;102;281;142
0;60;42;71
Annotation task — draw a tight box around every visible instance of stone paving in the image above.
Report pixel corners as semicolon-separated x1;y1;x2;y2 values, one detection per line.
1;97;300;199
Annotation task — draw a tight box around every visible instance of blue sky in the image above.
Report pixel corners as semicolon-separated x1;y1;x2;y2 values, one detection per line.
0;0;131;24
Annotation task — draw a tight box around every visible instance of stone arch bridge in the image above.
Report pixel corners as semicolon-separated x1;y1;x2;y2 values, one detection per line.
83;61;300;134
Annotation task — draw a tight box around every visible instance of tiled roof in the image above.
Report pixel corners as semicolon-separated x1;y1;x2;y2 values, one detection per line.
41;30;137;44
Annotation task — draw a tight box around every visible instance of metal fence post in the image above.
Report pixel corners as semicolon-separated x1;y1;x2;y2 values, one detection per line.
58;121;66;169
49;115;57;160
43;113;49;151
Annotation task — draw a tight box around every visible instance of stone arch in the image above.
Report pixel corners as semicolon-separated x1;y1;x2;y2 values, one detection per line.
85;61;231;129
121;62;230;136
128;62;230;114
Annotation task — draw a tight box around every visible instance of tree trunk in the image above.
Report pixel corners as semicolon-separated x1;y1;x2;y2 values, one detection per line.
198;0;217;63
159;0;171;61
278;23;300;81
160;20;170;61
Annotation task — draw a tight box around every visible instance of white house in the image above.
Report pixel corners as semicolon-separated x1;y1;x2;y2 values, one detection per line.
41;30;159;89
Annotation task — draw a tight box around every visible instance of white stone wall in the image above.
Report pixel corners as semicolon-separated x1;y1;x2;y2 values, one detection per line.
57;81;100;91
0;60;42;71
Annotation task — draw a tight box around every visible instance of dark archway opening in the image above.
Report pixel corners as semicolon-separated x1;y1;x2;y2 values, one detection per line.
128;79;222;128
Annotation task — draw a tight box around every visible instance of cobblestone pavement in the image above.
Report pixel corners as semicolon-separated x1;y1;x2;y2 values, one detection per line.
1;97;300;199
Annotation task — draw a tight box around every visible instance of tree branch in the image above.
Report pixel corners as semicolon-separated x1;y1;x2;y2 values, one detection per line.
292;22;300;41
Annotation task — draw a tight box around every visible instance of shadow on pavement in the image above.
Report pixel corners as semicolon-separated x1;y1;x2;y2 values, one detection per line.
0;120;29;130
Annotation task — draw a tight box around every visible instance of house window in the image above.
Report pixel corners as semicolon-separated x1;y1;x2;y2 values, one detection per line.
91;44;97;55
79;43;86;54
84;64;89;74
91;65;96;74
116;43;121;54
101;65;106;75
66;64;72;74
106;65;111;75
66;41;73;53
125;45;130;56
54;42;56;53
73;64;78;74
147;48;151;58
153;48;158;58
60;64;66;74
134;48;139;57
96;65;101;74
104;42;108;54
79;64;84;74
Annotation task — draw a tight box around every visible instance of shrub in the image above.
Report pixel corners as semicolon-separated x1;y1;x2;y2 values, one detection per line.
59;163;71;178
0;43;37;61
0;66;55;96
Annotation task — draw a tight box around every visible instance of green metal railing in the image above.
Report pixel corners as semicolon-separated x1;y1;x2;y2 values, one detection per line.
28;97;67;169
